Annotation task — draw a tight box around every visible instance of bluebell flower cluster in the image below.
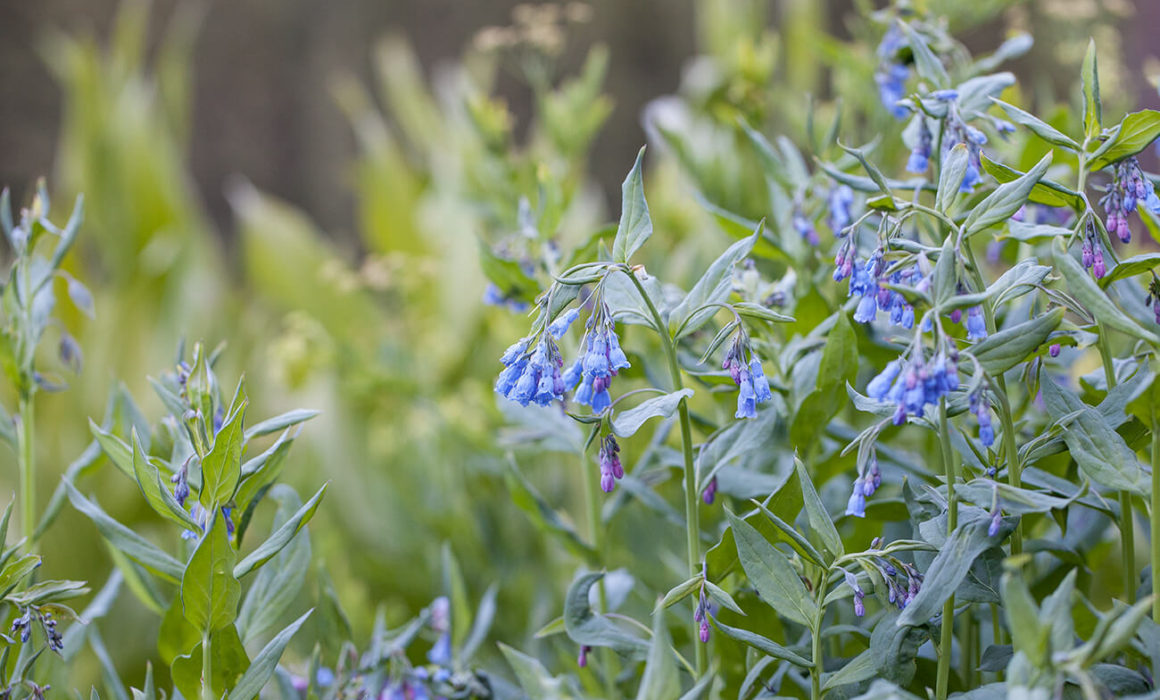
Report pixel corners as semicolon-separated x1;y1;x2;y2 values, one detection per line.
1080;220;1107;279
496;334;567;407
693;584;713;643
597;434;624;493
793;207;819;246
843;569;866;617
827;185;855;234
965;305;987;341
11;607;63;652
569;306;631;413
845;451;882;518
867;351;960;425
875;25;910;119
881;559;923;610
723;336;772;419
1101;156;1160;244
971;391;994;446
907;119;932;174
847;255;926;328
171;460;190;506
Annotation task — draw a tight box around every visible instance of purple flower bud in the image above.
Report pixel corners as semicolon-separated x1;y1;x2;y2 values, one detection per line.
702;476;718;505
988;508;1002;537
699;619;711;643
1049;343;1061;358
578;645;591;668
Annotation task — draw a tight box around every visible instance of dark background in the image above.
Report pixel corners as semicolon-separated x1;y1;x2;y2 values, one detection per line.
1;0;1157;241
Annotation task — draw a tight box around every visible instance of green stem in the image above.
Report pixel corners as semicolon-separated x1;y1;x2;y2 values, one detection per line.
201;631;212;700
963;244;1023;554
18;397;35;553
810;570;826;700
1095;324;1135;600
624;270;704;675
936;397;958;700
580;447;616;697
1152;409;1160;623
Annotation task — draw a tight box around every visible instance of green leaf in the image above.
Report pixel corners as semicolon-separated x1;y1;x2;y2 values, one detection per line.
611;390;694;438
1040;378;1147;494
1100;252;1160;285
171;624;249;700
955;72;1015;115
712;618;812;667
733;302;794;323
1091;110;1160;169
936;144;969;212
897;519;995;627
725;508;816;627
980;155;1083;210
234;483;326;578
1053;243;1160;345
840;142;891;194
563;572;648;656
181;513;241;633
201;394;247;508
991;99;1080;150
899;22;948;87
89;420;135;480
969;308;1064;376
635;612;679;700
1082;39;1101;141
1000;571;1047;664
227;610;313;700
498;643;568;700
505;462;597;565
237;486;312;645
655;575;701;613
791;313;858;446
243;409;319;442
612;146;652;263
0;554;41;597
670;226;760;338
160;592;201;665
795;457;842;560
963;153;1052;238
131;431;203;532
65;482;184;582
441;543;472;651
821;650;876;690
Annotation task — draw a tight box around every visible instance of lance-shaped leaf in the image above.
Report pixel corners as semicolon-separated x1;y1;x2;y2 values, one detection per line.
795;456;842;560
612;147;652;263
563;572;648;656
936;143;969;212
725;509;815;627
980;155;1082;210
899;22;948;87
635;611;679;700
505;462;597;565
201;396;247;508
969;308;1064;376
963;153;1052;238
65;482;183;582
181;513;241;633
1082;39;1101;141
234;483;327;578
1091;110;1160;170
1040;378;1147;494
670;226;760;339
89;420;135;479
711;618;812;667
1053;243;1160;345
131;431;202;532
237;486;312;644
228;610;313;700
611;390;693;439
243;409;318;443
991;99;1080;150
898;518;996;627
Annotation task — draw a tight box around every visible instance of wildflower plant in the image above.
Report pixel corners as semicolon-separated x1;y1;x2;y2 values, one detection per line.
486;2;1160;699
65;342;325;700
